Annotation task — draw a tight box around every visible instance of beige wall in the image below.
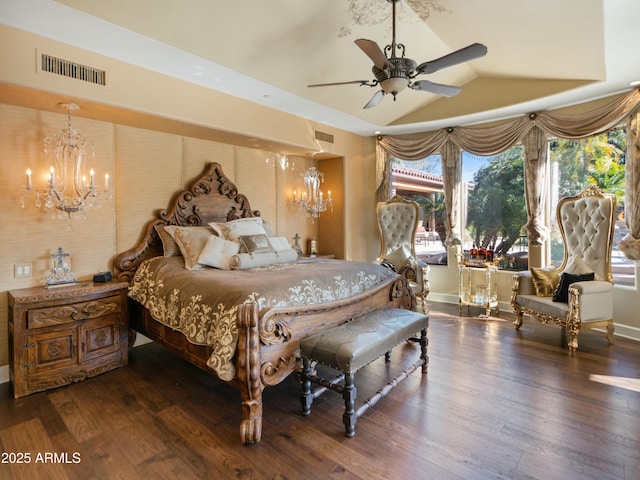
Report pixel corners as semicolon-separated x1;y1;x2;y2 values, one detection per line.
317;157;345;259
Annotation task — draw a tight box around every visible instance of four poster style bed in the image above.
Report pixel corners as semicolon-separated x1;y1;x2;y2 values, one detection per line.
115;162;415;444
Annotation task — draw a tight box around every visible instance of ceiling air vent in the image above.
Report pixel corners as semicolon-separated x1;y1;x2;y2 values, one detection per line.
41;53;106;86
314;130;334;144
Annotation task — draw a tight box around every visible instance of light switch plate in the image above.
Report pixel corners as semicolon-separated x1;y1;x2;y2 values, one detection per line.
14;263;33;278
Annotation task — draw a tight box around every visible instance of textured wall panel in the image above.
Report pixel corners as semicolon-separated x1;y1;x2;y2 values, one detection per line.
115;125;181;255
183;137;235;187
234;147;277;227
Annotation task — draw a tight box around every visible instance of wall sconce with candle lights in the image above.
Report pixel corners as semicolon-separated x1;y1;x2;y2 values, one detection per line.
21;102;112;220
292;165;332;223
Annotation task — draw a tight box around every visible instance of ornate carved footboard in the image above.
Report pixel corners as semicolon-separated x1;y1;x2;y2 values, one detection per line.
115;162;415;444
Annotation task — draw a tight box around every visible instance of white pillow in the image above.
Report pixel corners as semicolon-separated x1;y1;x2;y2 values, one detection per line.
230;249;298;269
208;217;267;246
385;245;412;270
268;236;291;251
564;256;602;280
166;226;215;270
198;235;240;270
262;220;276;237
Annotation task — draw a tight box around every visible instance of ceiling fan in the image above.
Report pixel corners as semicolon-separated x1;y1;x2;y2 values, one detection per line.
308;0;487;109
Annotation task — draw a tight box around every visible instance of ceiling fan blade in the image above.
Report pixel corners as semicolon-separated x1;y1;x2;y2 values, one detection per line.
363;90;385;109
355;39;393;70
416;43;488;75
308;80;372;88
411;80;462;97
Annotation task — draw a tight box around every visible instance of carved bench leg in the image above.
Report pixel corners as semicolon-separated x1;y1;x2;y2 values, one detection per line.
419;327;429;374
342;373;357;438
300;358;314;416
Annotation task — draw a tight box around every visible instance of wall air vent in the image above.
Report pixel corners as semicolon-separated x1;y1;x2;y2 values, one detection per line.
41;53;106;86
314;130;334;144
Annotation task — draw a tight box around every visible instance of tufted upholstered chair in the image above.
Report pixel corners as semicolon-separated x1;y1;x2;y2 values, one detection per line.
376;195;430;314
511;186;616;352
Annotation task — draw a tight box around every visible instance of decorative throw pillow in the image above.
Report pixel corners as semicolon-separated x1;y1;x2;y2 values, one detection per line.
197;235;240;270
154;224;182;257
239;234;274;254
530;266;560;297
230;249;298;269
564;256;601;280
208;217;267;245
385;245;412;271
267;236;291;251
552;272;595;303
167;226;215;270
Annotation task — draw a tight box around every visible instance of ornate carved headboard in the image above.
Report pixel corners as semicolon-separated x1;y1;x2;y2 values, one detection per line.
115;162;260;282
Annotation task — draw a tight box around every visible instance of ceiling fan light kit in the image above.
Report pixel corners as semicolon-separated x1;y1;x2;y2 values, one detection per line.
308;0;487;109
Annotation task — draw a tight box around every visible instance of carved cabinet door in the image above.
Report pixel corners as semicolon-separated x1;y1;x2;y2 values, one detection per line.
80;314;122;362
27;326;78;374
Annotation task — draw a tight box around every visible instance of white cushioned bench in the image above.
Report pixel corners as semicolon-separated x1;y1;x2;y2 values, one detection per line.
299;307;429;437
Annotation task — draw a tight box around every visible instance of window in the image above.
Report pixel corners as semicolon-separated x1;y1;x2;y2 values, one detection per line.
549;128;632;285
388;127;632;284
390;155;447;265
463;147;528;270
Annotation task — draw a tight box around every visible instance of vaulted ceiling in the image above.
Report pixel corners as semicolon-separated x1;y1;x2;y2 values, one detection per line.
4;0;640;136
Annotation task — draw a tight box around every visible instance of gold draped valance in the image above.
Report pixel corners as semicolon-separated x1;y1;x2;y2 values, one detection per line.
379;89;640;157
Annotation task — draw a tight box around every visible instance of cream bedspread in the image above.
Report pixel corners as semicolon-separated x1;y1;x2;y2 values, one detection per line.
128;256;395;380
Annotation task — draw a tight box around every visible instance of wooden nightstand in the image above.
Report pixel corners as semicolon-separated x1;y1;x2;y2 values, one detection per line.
8;281;129;398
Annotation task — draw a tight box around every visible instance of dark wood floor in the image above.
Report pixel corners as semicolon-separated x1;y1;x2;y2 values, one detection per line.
2;302;639;480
